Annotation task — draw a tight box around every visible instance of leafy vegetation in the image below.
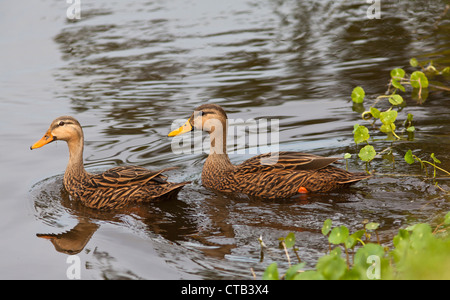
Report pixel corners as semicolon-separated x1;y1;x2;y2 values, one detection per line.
262;211;450;280
349;58;450;188
260;58;450;280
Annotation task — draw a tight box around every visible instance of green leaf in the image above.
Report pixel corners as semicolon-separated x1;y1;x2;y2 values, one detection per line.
442;66;450;76
444;212;450;225
353;243;385;277
285;232;296;248
404;149;415;164
359;145;376;162
431;153;441;164
365;222;380;231
370;107;380;119
292;270;324;280
351;86;365;104
410;71;429;88
285;263;305;280
322;219;332;236
354;125;370;144
390;68;405;80
407;113;414;122
389;94;404;106
262;263;279;280
328;226;349;245
316;249;347;280
344;153;351;159
406;126;415;132
345;229;366;249
380;110;398;125
380;123;395;133
350;230;366;245
391;79;406;92
410;223;433;249
410;58;419;67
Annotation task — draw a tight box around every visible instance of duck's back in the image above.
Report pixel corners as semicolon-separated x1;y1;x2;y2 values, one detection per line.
64;166;189;209
202;152;370;199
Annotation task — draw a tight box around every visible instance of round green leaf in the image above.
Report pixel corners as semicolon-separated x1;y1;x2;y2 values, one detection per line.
322;219;332;236
359;145;376;162
351;86;365;104
370;107;381;119
410;71;429;88
354;125;370;144
316;250;347;280
365;222;380;231
380;110;398;125
353;243;385;273
389;94;404;106
410;58;419;67
285;232;296;248
404;149;415;164
380;123;395;133
390;68;405;79
262;263;279;280
344;153;352;159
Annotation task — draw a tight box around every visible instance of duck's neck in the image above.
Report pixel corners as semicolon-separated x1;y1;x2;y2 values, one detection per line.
65;136;88;180
205;123;233;170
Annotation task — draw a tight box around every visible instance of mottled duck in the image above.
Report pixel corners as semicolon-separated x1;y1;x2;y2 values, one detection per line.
168;104;369;199
31;116;189;210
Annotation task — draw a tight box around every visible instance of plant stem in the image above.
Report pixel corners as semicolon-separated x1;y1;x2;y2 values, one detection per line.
281;241;291;267
344;245;350;270
421;161;450;176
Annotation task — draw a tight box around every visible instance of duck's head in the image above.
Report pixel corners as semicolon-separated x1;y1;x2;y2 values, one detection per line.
30;116;83;150
168;104;228;137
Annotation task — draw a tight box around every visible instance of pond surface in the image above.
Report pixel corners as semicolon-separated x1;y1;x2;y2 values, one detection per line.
1;0;450;279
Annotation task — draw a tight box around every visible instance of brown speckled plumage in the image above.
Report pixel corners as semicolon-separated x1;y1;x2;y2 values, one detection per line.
31;116;189;210
169;104;370;199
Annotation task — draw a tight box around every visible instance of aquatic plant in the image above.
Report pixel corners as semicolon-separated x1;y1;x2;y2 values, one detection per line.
262;211;450;280
349;59;450;187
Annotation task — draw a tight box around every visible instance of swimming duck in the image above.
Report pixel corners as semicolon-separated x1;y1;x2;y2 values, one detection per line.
168;104;369;199
31;116;189;210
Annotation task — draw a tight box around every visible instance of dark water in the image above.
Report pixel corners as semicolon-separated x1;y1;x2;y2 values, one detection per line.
1;0;450;279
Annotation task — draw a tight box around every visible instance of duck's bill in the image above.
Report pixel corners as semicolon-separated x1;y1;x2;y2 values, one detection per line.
168;119;193;137
30;131;55;150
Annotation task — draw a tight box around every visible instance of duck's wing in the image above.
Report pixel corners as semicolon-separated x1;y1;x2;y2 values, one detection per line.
90;166;178;188
235;151;341;173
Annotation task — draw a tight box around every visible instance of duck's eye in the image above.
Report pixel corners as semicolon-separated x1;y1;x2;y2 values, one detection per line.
58;121;65;126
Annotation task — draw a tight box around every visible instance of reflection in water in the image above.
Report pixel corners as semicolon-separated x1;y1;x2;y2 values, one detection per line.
32;175;200;254
37;219;99;255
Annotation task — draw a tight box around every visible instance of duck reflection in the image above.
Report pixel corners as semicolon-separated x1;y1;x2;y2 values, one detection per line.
33;175;199;255
37;218;99;255
33;173;356;258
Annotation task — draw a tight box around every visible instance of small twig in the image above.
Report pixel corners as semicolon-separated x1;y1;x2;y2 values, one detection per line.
344;246;350;270
433;4;450;29
293;247;302;263
429;84;450;92
250;268;257;279
281;241;291;267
